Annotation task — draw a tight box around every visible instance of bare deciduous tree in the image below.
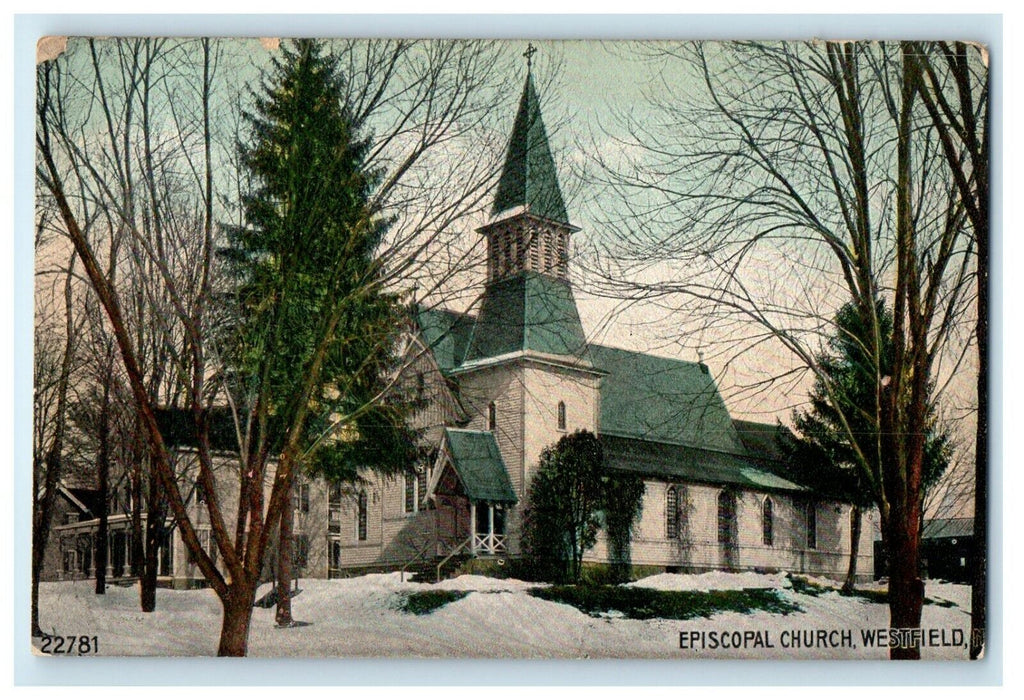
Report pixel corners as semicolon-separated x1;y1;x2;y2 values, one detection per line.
35;37;512;656
585;41;981;659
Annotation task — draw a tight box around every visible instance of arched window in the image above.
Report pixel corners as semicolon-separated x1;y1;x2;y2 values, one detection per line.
717;490;736;545
487;401;497;431
805;501;817;550
762;497;774;547
666;485;680;539
357;491;368;541
557;401;566;431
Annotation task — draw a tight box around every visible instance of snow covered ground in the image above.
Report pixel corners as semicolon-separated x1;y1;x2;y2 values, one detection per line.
35;572;972;659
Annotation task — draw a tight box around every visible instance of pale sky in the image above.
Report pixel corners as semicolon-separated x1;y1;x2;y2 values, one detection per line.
34;37;980;516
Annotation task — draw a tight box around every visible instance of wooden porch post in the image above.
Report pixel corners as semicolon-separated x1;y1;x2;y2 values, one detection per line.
106;534;114;577
469;502;477;555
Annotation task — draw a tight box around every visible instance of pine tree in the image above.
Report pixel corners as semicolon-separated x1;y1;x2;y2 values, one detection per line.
222;39;417;626
787;300;951;592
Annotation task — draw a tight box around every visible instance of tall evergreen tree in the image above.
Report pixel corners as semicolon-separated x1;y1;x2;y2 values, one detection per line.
222;39;417;627
787;300;951;592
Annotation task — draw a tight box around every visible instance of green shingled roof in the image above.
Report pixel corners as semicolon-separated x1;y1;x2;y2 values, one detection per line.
414;307;475;373
492;72;569;224
590;345;747;455
442;429;517;503
602;435;808;494
463;272;590;364
732;419;793;462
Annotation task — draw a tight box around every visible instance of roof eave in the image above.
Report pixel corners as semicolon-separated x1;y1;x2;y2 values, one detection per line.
476;208;580;234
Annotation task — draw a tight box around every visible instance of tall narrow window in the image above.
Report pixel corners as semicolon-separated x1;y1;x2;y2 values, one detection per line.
487;401;497;431
404;473;416;513
717;490;736;545
666;485;679;539
357;491;368;541
805;501;817;550
328;483;342;535
762;497;774;547
417;467;428;509
293;482;310;514
557;401;566;431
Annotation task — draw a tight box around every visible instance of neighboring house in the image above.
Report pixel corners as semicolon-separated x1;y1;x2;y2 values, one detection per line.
43;66;876;588
40;478;163;583
874;518;974;584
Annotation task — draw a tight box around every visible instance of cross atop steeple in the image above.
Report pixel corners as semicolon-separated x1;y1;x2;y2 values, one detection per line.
523;42;537;71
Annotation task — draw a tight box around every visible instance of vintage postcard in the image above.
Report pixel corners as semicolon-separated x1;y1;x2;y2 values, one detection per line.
31;36;987;661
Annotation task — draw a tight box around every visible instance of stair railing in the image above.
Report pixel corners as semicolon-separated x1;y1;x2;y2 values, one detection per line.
399;537;436;583
435;536;473;583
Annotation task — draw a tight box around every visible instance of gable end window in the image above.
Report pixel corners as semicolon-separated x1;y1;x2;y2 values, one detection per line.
557;401;566;431
487;401;497;431
762;497;774;547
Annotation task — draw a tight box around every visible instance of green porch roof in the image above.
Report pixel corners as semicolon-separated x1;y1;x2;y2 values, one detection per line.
602;434;808;494
463;272;590;364
442;428;517;503
590;345;747;454
491;72;569;224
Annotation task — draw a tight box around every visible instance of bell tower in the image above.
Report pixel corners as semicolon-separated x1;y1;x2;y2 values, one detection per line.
479;49;579;283
453;47;603;556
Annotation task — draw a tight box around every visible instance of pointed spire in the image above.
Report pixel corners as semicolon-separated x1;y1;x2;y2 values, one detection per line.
491;60;569;224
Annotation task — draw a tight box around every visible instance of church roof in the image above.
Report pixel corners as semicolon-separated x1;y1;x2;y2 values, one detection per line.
441;428;518;503
463;272;591;365
414;306;475;373
602;434;808;494
491;72;569;224
590;345;747;455
732;419;793;462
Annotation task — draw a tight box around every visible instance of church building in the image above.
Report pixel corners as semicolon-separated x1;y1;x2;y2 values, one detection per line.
309;66;877;583
44;64;876;588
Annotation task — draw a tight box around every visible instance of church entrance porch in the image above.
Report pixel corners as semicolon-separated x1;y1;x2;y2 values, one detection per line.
426;428;518;559
470;501;507;555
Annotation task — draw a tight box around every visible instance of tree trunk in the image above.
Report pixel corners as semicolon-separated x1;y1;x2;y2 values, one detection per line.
842;505;862;594
217;582;257;657
885;514;924;660
140;471;164;612
130;423;145;578
275;487;294;627
95;377;112;595
32;254;77;635
31;454;62;637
